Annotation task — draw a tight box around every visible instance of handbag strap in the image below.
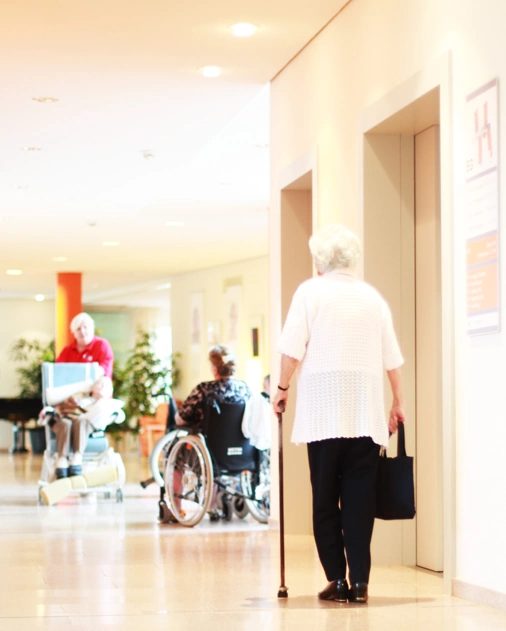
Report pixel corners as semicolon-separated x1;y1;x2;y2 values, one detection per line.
397;421;407;457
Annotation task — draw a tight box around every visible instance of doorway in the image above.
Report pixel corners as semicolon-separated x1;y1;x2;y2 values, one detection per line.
271;150;317;535
363;84;447;572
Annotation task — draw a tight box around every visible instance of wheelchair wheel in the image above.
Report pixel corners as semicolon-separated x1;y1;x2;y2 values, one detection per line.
149;430;185;488
232;495;249;519
164;434;213;527
241;450;270;524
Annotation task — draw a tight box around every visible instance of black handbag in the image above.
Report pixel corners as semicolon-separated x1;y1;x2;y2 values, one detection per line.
375;422;416;520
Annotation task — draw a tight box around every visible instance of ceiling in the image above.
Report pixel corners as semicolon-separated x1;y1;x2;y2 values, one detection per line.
0;0;346;306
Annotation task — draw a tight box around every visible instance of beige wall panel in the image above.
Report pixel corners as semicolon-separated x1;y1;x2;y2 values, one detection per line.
279;188;313;535
415;125;443;571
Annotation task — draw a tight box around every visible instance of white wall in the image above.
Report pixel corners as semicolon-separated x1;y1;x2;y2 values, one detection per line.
269;0;506;600
0;299;55;398
170;256;269;399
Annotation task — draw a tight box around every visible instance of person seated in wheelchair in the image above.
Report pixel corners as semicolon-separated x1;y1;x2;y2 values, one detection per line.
175;344;251;430
163;344;268;524
39;375;122;478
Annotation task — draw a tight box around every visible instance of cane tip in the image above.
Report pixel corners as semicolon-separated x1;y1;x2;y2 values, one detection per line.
277;586;289;598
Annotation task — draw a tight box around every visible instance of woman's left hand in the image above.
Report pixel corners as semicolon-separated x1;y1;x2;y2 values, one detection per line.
388;403;406;433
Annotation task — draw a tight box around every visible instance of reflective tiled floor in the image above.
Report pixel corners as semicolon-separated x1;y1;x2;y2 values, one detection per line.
2;451;506;630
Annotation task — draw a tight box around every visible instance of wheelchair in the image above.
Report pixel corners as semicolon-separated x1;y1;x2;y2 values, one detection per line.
143;395;270;527
38;362;126;503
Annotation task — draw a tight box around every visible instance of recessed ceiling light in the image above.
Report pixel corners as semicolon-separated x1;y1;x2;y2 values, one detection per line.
201;66;221;78
165;221;184;227
21;147;41;152
52;256;68;262
156;283;172;290
6;269;22;275
231;23;257;37
35;294;45;302
102;241;119;246
16;185;29;190
32;97;59;103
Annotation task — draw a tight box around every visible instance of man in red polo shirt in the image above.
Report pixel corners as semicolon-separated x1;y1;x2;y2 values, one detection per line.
52;312;114;476
56;312;114;378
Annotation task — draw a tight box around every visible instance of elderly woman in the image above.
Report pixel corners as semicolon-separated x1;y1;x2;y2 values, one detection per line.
56;312;114;378
176;345;251;428
273;224;405;604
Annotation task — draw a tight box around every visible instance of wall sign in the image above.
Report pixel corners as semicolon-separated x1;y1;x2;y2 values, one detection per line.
465;78;500;335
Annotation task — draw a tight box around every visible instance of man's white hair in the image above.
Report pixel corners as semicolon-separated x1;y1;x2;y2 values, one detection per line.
309;224;361;274
70;312;95;334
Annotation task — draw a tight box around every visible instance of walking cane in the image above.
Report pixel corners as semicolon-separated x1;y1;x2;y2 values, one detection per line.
277;401;288;598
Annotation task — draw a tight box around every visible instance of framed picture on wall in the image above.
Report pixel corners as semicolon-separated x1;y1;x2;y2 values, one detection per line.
207;320;221;345
225;285;242;345
190;292;203;348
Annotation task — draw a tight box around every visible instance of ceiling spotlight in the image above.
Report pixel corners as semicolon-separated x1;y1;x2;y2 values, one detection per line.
156;283;172;290
6;269;22;275
52;256;68;262
102;241;119;247
21;147;41;152
165;220;184;227
231;23;257;37
32;97;59;103
35;294;45;302
201;66;221;78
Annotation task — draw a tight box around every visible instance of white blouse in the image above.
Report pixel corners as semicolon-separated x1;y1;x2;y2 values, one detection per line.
278;270;404;447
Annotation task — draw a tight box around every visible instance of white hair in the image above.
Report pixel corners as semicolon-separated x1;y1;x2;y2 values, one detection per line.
70;312;95;334
309;224;361;273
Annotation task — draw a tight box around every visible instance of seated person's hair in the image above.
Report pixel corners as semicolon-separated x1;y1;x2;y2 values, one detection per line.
209;345;236;377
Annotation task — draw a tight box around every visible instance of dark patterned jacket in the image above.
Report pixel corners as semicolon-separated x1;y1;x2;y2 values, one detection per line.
178;378;251;427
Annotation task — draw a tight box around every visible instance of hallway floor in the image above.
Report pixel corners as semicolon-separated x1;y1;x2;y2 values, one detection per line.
2;451;506;631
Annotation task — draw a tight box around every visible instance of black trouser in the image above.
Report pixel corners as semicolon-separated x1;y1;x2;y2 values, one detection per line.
307;436;380;585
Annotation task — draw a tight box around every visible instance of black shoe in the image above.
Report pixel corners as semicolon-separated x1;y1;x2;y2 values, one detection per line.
318;579;349;602
69;465;82;476
348;582;368;603
208;510;221;522
55;467;68;479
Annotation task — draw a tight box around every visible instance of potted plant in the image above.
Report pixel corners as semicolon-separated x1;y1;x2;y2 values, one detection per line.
114;328;174;432
10;338;55;398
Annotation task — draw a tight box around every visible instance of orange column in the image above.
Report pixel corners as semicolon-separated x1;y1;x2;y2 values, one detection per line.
56;273;82;355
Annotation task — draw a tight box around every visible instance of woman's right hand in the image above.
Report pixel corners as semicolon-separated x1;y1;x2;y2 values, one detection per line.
272;390;288;414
